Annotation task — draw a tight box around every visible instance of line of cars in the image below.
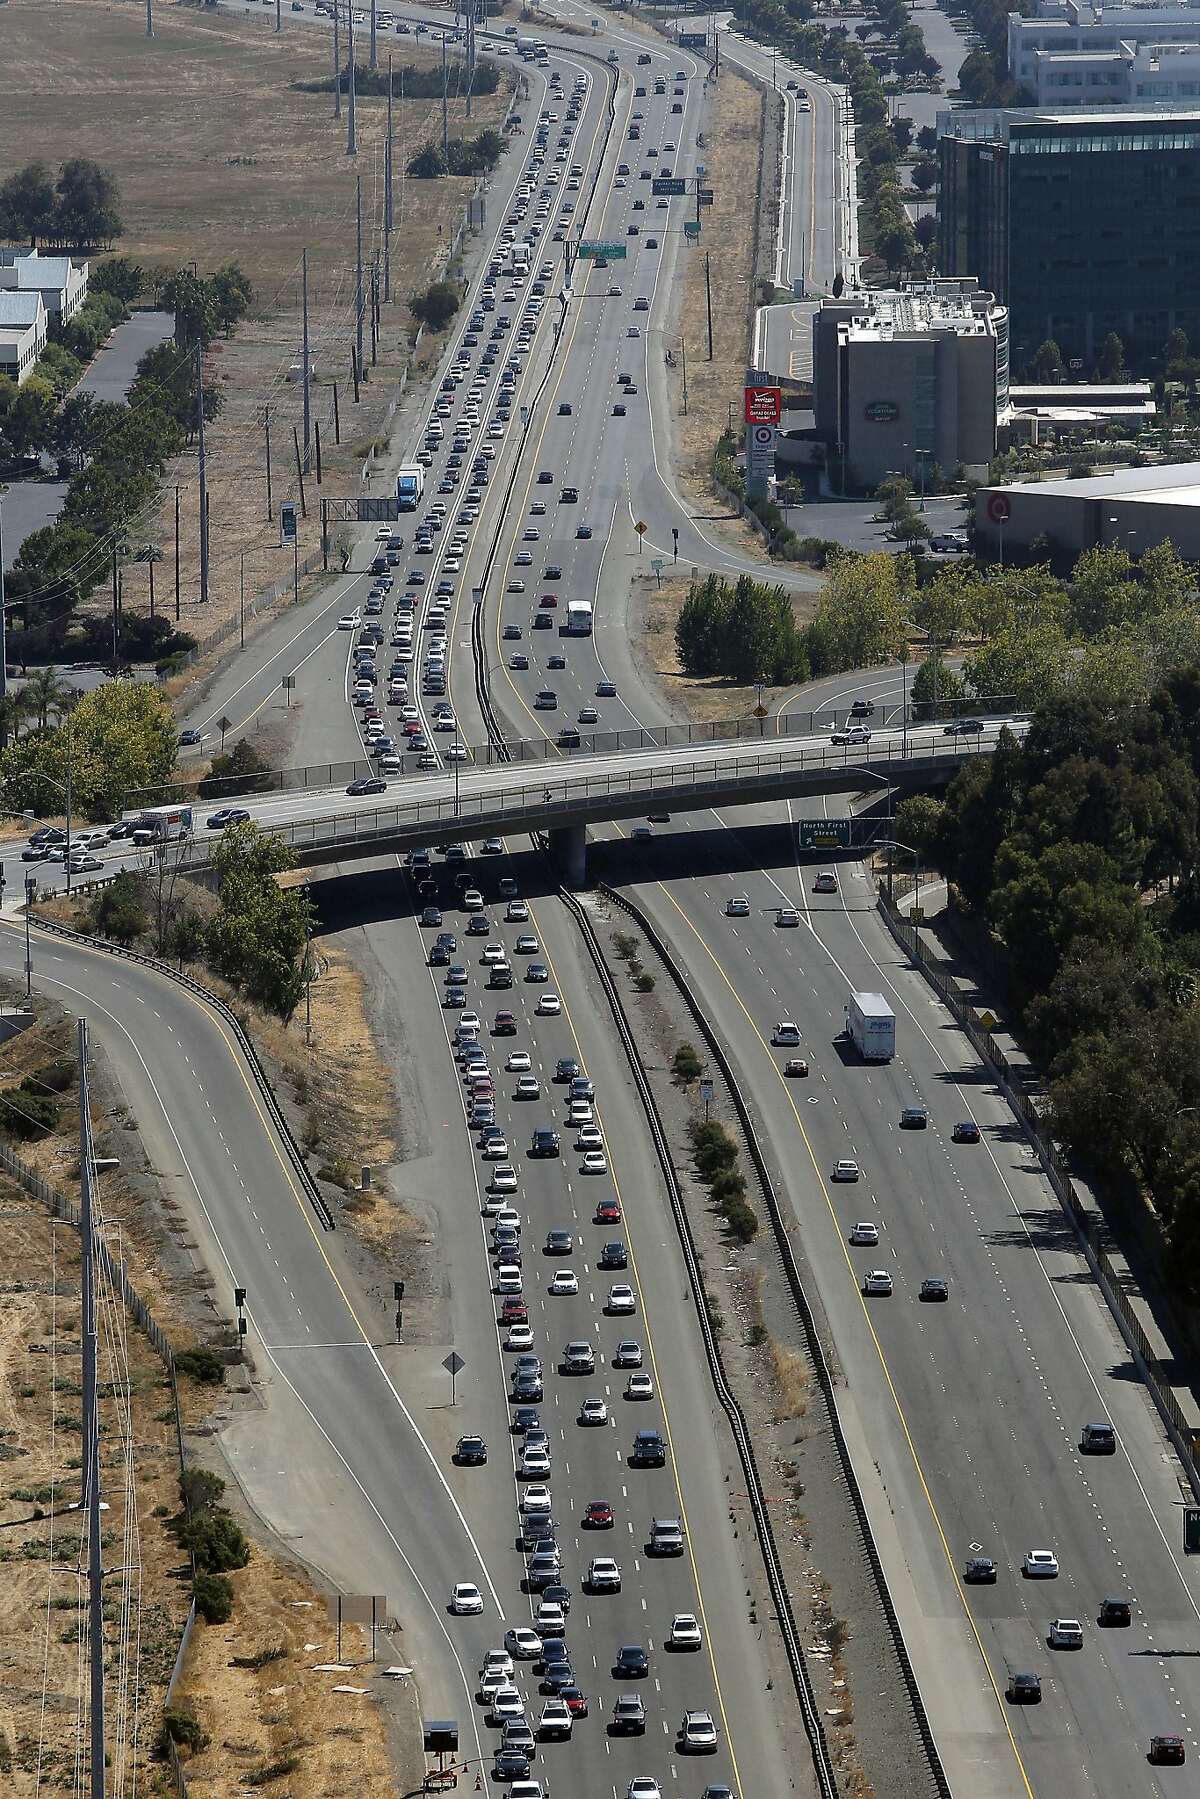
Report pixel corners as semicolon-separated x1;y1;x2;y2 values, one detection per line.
412;850;738;1799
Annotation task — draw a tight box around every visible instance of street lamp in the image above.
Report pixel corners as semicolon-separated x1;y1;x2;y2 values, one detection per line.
877;838;920;913
24;874;36;1000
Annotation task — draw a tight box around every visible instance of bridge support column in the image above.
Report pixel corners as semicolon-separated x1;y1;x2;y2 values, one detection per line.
548;823;588;888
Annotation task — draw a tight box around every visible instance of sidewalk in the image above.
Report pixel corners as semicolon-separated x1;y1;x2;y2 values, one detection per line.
887;879;1200;1497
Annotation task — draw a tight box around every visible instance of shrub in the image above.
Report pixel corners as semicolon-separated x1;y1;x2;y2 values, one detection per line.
672;1043;702;1082
180;1467;225;1513
179;1509;250;1573
89;871;148;946
174;1346;226;1387
0;1088;60;1139
157;1707;210;1757
723;1198;759;1243
634;972;655;992
409;280;460;332
710;1169;748;1208
193;1571;234;1624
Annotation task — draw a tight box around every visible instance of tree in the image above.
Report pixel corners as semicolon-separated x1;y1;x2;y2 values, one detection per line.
1096;331;1125;381
198;738;274;800
1031;339;1064;384
408;144;446;178
963;619;1071;712
894;792;946;861
211;262;254;334
409;280;460;332
914;213;937;251
0;679;178;820
90;256;143;304
53;158;122;247
910;653;966;719
916;124;938;154
805;551;910;674
23;666;73;731
0;379;57;460
161;268;220;348
90;871;149;946
0;161;56;244
206;823;314;1017
910;160;938;193
876;216;917;272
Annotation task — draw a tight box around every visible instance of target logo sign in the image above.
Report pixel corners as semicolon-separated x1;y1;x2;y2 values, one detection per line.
752;424;775;449
987;493;1012;524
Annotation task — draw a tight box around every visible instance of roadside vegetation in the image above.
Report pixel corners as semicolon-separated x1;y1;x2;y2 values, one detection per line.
906;666;1200;1298
0;155;123;247
295;59;500;100
1;678;179;819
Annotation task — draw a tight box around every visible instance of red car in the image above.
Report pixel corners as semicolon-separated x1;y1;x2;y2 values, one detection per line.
492;1012;517;1035
583;1499;615;1529
538;591;558;608
561;1686;589;1718
594;1199;622;1224
500;1297;528;1326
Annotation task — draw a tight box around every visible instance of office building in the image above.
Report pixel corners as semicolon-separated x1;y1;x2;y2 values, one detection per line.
937;108;1200;370
0;247;89;323
0;291;48;385
1008;0;1200;91
1029;38;1200;106
811;279;1007;491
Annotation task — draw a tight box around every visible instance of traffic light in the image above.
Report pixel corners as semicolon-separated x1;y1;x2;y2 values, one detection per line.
1184;1506;1200;1554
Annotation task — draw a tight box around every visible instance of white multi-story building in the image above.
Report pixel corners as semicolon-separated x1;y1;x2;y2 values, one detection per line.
1029;36;1200;103
1009;0;1200;89
0;247;89;322
0;291;49;386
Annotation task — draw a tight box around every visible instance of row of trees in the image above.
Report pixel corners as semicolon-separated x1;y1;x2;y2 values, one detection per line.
675;555;914;688
0;679;179;821
160;263;254;349
900;672;1200;1296
408;129;505;179
297;59;500;98
88;822;314;1020
0;158;122;249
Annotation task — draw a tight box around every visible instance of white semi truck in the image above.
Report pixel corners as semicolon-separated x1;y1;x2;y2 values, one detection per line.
396;465;424;510
845;991;896;1062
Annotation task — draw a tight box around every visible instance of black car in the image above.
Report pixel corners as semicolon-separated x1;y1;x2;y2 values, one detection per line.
631;1430;666;1467
952;1120;981;1144
493;1747;530;1780
963;1557;997;1584
511;1406;541;1434
530;1128;561;1158
900;1106;928;1129
347;777;387;796
536;1637;570;1675
1098;1598;1132;1626
944;717;984;736
543;1581;572;1615
613;1644;648;1678
455;1435;488;1466
599;1241;628;1270
205;806;252;829
1006;1672;1041;1704
919;1278;949;1303
545;1229;574;1255
555;1058;581;1081
849;698;875;717
541;1662;578;1696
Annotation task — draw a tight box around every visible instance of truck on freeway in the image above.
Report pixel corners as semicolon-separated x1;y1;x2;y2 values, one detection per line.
845;990;895;1062
396;464;424;510
564;600;594;635
130;804;194;847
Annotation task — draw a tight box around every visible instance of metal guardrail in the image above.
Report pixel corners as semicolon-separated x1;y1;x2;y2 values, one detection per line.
878;894;1200;1504
599;882;954;1799
560;882;843;1799
29;915;336;1232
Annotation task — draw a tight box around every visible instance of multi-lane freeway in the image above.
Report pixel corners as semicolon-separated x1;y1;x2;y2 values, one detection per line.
19;5;1200;1798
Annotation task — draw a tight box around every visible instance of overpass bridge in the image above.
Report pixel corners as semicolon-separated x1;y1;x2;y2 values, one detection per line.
173;718;1021;883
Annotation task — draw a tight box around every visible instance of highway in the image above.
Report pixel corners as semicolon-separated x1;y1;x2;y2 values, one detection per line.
17;13;806;1799
23;4;1200;1796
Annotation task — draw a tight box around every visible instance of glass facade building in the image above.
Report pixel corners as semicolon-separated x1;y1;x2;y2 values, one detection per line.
937;109;1200;370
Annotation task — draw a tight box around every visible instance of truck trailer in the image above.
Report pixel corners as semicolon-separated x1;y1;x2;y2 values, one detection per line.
845;991;895;1062
396;464;424;510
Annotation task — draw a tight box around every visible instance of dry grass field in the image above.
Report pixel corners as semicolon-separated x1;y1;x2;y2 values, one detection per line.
0;0;512;666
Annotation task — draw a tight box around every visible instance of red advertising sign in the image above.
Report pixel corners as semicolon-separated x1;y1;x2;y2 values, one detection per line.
744;385;782;425
986;493;1012;524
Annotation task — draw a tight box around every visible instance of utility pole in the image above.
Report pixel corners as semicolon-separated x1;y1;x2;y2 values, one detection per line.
705;251;713;360
442;31;449;161
110;546;119;668
148;553;156;619
275;0;281;30
384;58;394;302
147;0;153;35
347;5;358;156
301;249;312;472
370;261;379;364
370;0;378;69
332;380;341;442
466;1;475;120
314;419;323;483
240;550;245;647
0;489;8;748
333;0;342;120
355;174;365;385
196;340;209;605
293;425;308;518
264;405;274;521
174;486;180;621
78;1016;106;1799
681;335;689;414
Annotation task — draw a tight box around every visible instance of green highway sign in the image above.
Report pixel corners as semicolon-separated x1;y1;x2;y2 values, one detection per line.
798;819;852;849
652;177;687;197
578;240;627;260
683;220;701;239
698;188;715;206
680;31;708;47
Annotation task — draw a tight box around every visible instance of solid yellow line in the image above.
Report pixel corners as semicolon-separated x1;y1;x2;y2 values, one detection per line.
646;879;1038;1797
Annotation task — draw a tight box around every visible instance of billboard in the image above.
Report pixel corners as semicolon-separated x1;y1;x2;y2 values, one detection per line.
744;385;782;426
